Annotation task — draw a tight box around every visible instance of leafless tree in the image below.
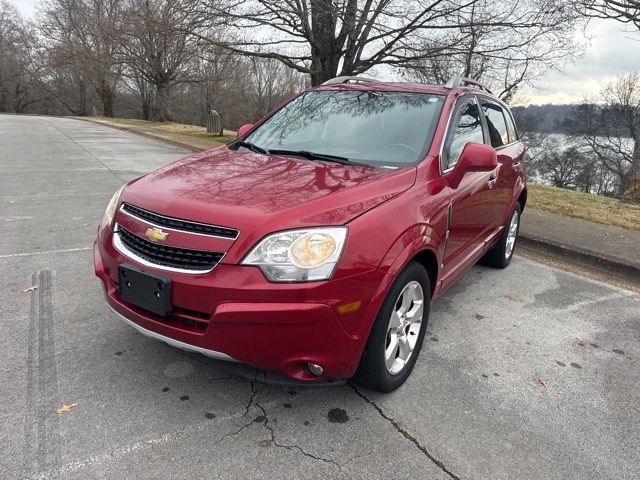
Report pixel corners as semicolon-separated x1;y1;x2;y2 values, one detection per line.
576;1;640;29
40;0;124;116
0;1;43;113
118;0;199;121
195;0;490;85
239;57;307;121
534;145;588;188
572;74;640;202
119;71;154;119
191;43;244;125
196;0;583;89
408;0;584;103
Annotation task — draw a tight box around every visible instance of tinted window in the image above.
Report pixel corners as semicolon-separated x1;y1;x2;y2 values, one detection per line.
444;99;484;170
481;101;509;147
504;110;518;143
243;91;445;168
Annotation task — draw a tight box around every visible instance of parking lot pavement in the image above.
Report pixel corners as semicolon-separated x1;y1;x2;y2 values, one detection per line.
2;115;639;480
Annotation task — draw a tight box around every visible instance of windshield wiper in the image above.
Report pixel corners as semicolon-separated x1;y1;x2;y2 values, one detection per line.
232;140;267;154
268;149;369;167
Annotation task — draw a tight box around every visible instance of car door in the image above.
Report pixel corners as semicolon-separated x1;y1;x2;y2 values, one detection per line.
441;96;497;278
478;98;524;229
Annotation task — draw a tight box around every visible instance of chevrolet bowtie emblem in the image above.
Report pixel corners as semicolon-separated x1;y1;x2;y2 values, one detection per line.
144;227;169;242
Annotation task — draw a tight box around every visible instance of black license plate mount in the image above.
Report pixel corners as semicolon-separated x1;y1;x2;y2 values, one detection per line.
118;264;172;317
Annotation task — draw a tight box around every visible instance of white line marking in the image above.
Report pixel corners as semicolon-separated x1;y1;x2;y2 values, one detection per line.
0;247;91;258
31;396;283;479
565;291;635;312
0;193;112;199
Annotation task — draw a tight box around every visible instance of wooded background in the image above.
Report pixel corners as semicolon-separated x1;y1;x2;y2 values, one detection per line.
1;0;638;201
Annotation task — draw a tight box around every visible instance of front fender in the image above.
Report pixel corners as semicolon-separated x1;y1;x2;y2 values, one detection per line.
354;227;442;349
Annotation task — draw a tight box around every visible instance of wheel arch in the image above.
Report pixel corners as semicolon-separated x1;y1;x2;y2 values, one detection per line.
411;249;438;298
517;187;527;212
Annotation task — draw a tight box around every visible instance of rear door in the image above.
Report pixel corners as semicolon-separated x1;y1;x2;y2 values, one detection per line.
478;97;525;228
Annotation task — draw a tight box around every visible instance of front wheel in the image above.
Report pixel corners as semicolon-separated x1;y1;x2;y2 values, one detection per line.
354;261;430;392
481;203;521;268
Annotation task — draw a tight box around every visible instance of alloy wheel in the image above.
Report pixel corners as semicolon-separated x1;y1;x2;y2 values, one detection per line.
505;209;519;259
384;281;424;375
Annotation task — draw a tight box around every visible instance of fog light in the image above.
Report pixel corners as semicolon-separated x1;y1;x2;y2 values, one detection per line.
308;362;323;376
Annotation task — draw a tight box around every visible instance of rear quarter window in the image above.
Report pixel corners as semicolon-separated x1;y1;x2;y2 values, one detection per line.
504;109;518;143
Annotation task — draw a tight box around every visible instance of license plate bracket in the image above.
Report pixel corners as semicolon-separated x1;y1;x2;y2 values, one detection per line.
118;264;172;317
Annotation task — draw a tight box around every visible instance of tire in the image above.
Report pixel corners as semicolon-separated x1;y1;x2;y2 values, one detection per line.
481;203;521;269
354;261;430;392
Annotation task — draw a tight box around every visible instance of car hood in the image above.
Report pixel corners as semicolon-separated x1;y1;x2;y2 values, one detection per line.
121;146;416;247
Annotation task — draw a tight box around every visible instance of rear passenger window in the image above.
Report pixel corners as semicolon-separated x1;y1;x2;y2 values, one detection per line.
444;99;484;171
481;101;509;148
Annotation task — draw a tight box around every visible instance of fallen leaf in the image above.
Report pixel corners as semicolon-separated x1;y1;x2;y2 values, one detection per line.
503;292;524;302
535;377;549;389
56;403;78;414
23;285;38;293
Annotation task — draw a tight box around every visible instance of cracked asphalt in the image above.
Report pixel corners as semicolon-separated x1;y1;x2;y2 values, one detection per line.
2;115;639;479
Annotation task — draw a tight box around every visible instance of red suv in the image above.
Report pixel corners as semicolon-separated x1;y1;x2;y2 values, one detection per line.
94;76;526;392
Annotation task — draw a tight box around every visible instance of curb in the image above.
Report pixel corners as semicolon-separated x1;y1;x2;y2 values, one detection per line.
69;117;219;152
518;234;640;281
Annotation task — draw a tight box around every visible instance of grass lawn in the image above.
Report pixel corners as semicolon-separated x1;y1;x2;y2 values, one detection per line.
527;183;640;231
106;118;237;143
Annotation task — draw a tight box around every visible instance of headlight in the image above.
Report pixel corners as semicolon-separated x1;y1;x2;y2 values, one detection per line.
101;185;125;229
242;227;348;282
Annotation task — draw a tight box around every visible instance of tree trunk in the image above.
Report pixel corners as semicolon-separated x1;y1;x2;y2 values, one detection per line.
620;140;640;203
153;83;172;122
102;92;115;117
309;0;339;86
96;82;116;117
78;80;89;116
141;99;151;120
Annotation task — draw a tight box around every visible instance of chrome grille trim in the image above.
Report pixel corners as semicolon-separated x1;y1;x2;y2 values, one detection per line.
120;203;239;240
113;224;224;275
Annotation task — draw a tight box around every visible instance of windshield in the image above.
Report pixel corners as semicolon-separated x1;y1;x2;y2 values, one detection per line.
241;90;445;168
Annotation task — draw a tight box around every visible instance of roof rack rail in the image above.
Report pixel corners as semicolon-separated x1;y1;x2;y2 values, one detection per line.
445;76;492;94
321;76;381;86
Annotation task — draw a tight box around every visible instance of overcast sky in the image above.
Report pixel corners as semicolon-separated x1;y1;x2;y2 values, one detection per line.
10;0;639;106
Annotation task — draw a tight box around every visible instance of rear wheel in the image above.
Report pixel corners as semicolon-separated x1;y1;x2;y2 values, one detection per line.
354;261;430;392
481;203;521;268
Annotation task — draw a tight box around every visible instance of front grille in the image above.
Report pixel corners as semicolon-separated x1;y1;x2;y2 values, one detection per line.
117;227;224;271
122;203;238;239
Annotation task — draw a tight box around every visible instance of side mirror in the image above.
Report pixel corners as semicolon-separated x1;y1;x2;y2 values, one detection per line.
448;142;497;188
237;123;254;138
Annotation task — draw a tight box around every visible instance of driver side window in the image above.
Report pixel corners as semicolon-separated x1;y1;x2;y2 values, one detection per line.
443;98;484;171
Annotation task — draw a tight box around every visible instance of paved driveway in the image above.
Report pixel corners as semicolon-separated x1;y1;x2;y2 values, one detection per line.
1;115;638;479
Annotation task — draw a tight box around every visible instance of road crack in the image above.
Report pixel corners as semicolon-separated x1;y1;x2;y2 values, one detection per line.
349;382;460;480
255;402;341;471
243;381;258;416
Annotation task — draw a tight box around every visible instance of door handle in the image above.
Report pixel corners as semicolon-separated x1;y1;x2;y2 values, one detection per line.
512;161;522;170
487;175;497;187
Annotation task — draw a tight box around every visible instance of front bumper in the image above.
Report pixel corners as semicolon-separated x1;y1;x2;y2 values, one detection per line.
94;238;385;381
